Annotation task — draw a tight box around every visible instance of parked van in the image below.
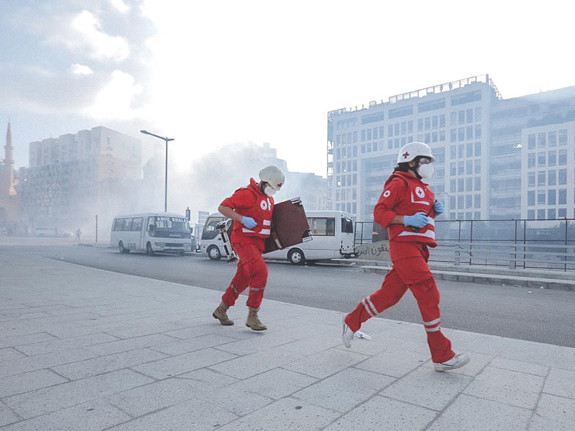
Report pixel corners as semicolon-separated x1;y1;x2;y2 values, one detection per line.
266;211;356;264
201;210;356;264
200;213;227;260
111;213;192;255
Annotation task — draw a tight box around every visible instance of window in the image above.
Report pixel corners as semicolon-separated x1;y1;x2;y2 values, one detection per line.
537;191;545;204
559;149;567;165
538;171;546;186
559;189;567;205
559;169;567;185
548;170;556;186
548;131;556;147
548;190;556;205
559;208;566;218
475;160;481;174
549;150;556;166
528;134;536;150
537;133;546;148
132;217;143;232
309;217;336;236
558;130;567;145
341;218;353;233
475;141;481;156
537;152;546;166
528;172;535;187
537;209;546;219
528;154;535;169
548;209;556;219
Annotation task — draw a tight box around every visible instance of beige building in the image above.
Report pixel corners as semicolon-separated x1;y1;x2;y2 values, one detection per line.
20;126;142;235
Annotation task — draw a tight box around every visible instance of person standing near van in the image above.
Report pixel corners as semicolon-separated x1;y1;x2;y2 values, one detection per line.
342;142;470;372
212;165;285;331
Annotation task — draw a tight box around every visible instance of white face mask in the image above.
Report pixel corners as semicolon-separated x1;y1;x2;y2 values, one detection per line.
418;163;434;179
264;186;277;196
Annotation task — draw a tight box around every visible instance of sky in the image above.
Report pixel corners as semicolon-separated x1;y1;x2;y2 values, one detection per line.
1;0;574;177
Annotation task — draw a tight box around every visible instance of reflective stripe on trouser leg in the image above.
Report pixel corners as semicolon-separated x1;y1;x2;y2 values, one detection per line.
345;267;408;332
409;277;454;364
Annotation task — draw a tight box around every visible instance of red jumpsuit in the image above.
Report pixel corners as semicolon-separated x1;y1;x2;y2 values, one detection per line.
345;171;455;364
220;178;274;309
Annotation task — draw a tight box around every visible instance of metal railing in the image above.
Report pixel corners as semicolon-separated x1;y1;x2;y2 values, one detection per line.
354;218;575;272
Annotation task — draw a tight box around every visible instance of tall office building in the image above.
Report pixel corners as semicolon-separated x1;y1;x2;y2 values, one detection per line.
327;75;575;221
20;126;142;231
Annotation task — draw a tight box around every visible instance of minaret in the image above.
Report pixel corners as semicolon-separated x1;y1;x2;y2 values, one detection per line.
2;122;16;196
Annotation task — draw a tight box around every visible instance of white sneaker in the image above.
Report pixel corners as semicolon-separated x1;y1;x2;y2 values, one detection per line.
342;318;354;349
434;353;470;372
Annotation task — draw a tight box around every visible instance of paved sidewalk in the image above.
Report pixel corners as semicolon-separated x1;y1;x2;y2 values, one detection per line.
1;254;575;430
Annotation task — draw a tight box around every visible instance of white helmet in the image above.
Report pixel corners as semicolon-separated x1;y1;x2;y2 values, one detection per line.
259;165;285;190
397;142;435;164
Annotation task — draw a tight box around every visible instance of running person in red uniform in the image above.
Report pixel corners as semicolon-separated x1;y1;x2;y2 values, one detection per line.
342;142;470;372
212;165;284;331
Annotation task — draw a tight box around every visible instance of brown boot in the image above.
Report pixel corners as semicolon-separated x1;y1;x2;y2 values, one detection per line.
212;302;234;326
246;307;267;331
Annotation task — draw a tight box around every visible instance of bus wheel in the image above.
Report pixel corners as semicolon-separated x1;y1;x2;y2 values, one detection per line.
288;248;305;265
207;245;222;260
118;241;129;254
146;242;154;255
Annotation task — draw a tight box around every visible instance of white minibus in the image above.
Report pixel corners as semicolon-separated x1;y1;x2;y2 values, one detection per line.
111;212;192;255
201;210;356;264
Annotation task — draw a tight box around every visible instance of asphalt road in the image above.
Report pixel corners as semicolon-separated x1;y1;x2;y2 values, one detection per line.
3;242;575;348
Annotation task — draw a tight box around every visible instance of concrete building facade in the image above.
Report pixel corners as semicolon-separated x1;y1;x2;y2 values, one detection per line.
328;75;575;221
20;126;142;233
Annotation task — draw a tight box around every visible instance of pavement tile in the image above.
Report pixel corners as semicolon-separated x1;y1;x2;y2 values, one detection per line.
354;348;428;378
0;348;26;363
0;400;130;431
200;385;273;416
132;347;238;379
535;393;575;425
528;414;575;431
463;366;544;409
0;401;20;427
85;333;180;355
0;347;100;379
489;357;549;376
231;368;318;400
216;397;340;431
324;395;437;431
426;394;532;431
105;378;200;417
176;367;240;389
105;397;238;431
214;332;298;356
2;369;154;419
0;332;57;349
381;367;472;411
293;368;395;413
209;346;304;380
283;348;369;379
51;347;168;380
151;333;240;355
0;369;69;398
543;368;575;399
15;333;119;356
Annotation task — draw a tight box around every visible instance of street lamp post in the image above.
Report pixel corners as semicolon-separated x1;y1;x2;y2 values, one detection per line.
140;130;174;213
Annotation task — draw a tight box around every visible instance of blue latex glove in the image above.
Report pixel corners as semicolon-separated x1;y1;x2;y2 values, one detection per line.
433;200;444;216
403;212;430;229
241;216;257;229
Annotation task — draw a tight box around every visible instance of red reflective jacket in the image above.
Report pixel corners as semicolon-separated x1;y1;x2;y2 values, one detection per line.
374;171;437;247
220;178;274;241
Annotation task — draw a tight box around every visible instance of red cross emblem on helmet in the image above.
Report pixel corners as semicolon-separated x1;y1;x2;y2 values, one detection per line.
402;151;410;159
